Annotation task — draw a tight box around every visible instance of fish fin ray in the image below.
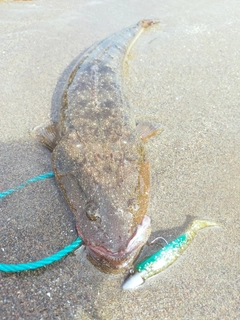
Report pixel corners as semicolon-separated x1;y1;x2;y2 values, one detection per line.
136;122;164;142
30;122;61;151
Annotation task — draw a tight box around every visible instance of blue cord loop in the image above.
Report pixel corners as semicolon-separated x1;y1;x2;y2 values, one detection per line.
0;171;83;272
0;171;54;199
0;237;82;272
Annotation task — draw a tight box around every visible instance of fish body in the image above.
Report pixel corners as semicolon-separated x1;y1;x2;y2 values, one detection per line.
33;20;160;273
122;220;219;289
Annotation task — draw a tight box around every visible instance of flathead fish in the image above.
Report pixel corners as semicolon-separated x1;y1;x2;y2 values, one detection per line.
33;20;161;273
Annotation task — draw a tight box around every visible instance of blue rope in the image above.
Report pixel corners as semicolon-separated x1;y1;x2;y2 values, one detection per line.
0;171;54;199
0;237;82;272
0;171;83;272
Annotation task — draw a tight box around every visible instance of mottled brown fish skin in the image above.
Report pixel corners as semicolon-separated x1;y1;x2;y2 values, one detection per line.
52;20;159;273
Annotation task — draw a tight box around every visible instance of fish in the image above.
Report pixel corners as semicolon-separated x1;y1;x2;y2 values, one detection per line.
32;20;162;273
122;220;219;289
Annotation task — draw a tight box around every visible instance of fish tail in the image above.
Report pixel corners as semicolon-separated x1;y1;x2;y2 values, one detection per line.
141;19;160;29
124;20;159;62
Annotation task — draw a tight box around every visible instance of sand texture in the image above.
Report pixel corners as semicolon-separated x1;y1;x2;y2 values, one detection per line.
0;0;239;319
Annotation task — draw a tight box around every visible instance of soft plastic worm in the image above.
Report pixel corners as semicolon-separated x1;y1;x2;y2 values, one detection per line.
122;220;219;289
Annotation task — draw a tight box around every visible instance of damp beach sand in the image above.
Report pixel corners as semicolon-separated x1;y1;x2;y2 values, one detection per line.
0;0;239;319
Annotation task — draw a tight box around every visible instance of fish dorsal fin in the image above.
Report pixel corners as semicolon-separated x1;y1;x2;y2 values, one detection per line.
30;122;61;151
136;122;164;143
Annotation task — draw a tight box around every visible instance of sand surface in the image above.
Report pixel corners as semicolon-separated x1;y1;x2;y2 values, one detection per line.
0;0;239;319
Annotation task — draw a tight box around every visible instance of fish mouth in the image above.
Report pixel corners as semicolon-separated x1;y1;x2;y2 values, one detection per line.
85;215;151;273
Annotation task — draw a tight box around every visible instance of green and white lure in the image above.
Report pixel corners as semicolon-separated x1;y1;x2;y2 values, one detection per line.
122;220;219;290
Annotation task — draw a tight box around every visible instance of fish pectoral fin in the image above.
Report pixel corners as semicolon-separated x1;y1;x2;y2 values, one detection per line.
136;122;164;142
30;122;61;151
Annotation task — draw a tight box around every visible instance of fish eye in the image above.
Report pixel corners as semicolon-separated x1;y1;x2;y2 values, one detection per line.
85;202;100;221
127;198;139;212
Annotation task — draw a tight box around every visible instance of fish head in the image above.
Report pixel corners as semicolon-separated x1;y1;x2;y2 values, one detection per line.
52;130;151;273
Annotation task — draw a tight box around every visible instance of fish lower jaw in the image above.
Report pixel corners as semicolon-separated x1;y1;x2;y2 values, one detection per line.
86;245;142;274
85;215;151;273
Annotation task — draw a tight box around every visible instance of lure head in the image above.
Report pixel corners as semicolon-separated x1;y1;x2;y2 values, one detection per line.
52;130;151;273
122;271;145;290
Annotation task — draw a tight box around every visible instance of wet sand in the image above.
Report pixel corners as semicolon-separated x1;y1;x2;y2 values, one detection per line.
0;0;239;319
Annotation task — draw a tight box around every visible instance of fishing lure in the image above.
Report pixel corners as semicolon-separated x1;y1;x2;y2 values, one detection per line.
122;220;219;290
